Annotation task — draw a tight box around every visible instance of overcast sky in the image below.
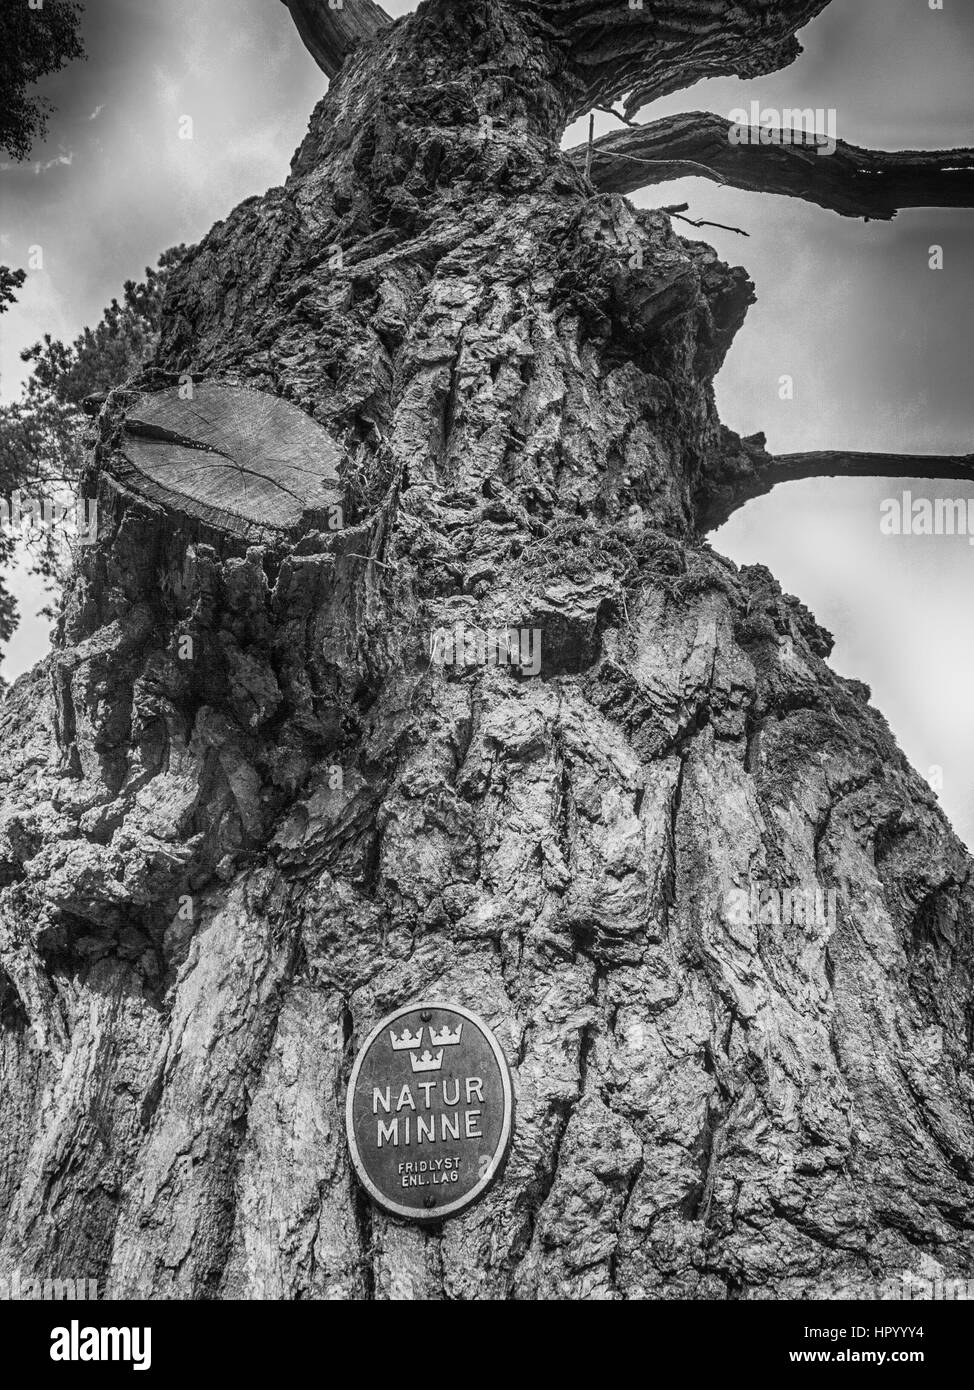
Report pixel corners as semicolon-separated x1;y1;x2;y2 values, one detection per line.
1;0;971;847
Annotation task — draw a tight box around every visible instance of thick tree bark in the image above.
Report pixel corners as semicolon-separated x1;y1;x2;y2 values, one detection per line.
522;0;834;116
1;0;972;1300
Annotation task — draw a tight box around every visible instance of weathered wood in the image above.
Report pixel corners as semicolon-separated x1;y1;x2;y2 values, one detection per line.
280;0;391;79
114;383;342;538
573;112;974;220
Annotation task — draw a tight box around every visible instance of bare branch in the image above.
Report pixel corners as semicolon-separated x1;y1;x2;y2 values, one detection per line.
767;451;974;487
280;0;391;79
571;112;974;220
662;205;749;237
700;435;974;530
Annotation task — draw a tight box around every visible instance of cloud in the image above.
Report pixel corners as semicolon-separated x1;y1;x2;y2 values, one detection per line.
89;104;106;120
32;152;75;174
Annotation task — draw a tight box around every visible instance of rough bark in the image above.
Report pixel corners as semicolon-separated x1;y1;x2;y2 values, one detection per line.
1;0;972;1301
521;0;834;117
573;112;974;220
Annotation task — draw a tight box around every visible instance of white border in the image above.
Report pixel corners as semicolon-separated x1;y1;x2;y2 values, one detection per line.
345;1001;514;1222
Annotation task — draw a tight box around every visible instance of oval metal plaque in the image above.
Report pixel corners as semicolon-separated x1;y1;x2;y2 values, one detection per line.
345;1002;513;1222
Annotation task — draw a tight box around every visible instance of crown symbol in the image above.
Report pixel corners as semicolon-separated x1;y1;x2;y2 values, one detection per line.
429;1023;462;1047
409;1049;444;1073
389;1027;423;1051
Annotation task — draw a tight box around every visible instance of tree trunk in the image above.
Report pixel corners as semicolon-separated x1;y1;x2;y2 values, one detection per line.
1;0;972;1300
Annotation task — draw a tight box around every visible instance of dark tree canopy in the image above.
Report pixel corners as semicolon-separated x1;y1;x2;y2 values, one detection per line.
0;0;85;161
0;249;184;670
18;248;184;410
0;267;27;315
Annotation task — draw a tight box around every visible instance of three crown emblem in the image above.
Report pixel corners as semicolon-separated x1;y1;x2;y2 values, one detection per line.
389;1022;463;1072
